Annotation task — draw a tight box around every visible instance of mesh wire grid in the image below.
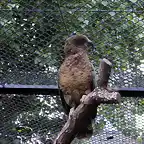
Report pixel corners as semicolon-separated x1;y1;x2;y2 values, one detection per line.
1;95;144;144
0;0;144;143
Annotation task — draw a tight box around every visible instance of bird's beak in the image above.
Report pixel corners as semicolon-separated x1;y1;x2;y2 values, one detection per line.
87;38;92;44
87;38;95;48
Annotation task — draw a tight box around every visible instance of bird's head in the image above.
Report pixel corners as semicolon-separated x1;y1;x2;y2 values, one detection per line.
64;34;94;55
66;34;93;48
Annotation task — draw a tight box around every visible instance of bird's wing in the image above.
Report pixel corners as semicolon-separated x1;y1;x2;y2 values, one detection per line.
91;63;97;90
58;75;71;115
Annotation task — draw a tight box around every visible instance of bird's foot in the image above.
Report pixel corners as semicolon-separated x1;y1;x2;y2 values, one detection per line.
80;95;88;104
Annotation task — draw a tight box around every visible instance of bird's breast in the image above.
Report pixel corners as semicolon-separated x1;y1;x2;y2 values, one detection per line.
59;53;92;93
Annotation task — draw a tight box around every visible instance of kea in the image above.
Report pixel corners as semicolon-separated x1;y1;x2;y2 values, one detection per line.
58;34;97;138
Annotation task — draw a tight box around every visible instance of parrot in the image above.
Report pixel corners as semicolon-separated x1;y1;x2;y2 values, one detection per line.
58;33;97;138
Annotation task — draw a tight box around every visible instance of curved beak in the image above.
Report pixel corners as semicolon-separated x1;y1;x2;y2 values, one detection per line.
87;38;95;49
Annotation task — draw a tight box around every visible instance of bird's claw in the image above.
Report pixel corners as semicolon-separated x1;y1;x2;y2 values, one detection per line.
80;95;88;104
69;107;75;118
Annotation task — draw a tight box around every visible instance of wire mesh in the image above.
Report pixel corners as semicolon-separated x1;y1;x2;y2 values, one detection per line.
1;94;144;144
0;0;144;143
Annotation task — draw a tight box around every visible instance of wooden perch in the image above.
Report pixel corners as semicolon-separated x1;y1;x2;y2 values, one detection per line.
54;58;121;144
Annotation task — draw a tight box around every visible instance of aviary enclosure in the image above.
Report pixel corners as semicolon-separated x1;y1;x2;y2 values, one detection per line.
0;0;144;143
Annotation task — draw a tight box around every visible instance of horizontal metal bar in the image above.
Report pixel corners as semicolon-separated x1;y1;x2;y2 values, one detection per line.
0;84;144;97
113;87;144;98
0;84;59;95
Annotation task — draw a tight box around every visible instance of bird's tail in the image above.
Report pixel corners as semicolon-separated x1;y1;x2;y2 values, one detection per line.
76;119;93;139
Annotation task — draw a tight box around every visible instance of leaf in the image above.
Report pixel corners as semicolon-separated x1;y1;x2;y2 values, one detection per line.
139;100;144;105
109;12;115;16
101;1;108;6
129;0;137;3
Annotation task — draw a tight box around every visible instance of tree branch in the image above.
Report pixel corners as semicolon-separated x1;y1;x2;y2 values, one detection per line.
54;58;121;144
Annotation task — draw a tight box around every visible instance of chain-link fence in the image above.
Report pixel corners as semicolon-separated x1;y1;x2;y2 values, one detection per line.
0;0;144;143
